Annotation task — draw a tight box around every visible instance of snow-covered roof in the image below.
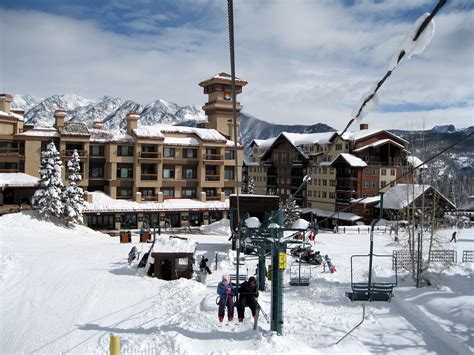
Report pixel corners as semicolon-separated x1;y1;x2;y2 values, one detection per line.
16;127;59;137
199;72;248;86
0;110;24;121
58;123;90;136
0;173;39;187
352;139;405;153
341;129;408;144
407;156;425;169
301;207;363;222
280;132;335;146
251;137;276;148
89;129;134;143
331;153;367;167
163;137;199;146
83;191;228;213
351;196;381;205
225;140;241;148
133;125;227;142
150;236;196;254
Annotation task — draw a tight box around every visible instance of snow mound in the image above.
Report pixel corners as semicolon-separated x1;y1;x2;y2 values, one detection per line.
199;218;231;236
292;218;310;229
245;216;261;228
151;236;196;254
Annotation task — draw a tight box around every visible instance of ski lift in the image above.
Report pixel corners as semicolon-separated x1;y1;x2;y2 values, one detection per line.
337;193;398;345
289;261;311;286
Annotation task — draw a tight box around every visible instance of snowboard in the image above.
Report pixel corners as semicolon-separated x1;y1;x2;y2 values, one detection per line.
128;246;138;265
324;254;336;273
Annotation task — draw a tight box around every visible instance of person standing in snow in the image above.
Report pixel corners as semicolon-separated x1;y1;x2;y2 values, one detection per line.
199;257;212;275
450;231;457;243
237;276;259;323
217;274;235;323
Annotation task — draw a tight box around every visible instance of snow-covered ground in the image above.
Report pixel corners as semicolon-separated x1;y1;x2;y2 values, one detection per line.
0;212;472;354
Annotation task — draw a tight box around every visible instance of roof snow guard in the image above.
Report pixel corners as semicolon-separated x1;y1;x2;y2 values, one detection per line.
330;153;367;168
199;72;248;87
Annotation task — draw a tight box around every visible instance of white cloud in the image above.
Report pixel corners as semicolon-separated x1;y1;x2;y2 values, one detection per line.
0;1;472;131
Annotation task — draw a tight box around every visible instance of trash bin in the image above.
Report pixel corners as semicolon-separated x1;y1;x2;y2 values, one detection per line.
140;232;150;243
120;231;131;243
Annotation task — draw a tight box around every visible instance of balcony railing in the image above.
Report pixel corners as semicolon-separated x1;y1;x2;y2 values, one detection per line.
0;147;24;156
206;195;221;201
203;154;223;161
139;151;161;159
141;173;158;181
62;150;87;158
205;175;220;181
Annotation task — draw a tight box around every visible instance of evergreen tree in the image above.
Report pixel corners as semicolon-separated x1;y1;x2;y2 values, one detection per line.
33;141;64;218
62;150;85;224
283;195;300;227
248;176;255;195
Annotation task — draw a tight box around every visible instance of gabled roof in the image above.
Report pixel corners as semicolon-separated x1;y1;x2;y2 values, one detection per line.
199;72;248;87
330;153;367;168
341;128;409;145
251;137;276;149
352;138;406;153
379;184;455;210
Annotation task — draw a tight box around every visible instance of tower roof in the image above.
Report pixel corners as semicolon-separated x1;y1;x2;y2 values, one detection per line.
199;72;248;87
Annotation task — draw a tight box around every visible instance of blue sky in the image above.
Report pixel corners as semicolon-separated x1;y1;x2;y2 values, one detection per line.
0;0;472;129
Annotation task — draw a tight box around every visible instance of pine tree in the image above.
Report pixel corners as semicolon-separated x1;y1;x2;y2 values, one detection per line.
283;195;300;227
62;150;85;224
248;176;255;195
33;141;64;218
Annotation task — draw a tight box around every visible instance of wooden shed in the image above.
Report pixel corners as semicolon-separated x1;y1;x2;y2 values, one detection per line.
150;236;197;281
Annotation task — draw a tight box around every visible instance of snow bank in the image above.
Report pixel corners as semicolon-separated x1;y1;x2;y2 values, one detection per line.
199;218;231;236
291;218;310;229
245;216;261;228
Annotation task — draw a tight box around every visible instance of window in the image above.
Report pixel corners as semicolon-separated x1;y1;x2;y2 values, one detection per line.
204;188;216;196
141;164;157;180
224;91;231;100
163;166;175;179
161;187;175;197
335;143;342;150
323;179;327;186
224;150;235;160
381;181;387;188
163;147;175;157
365;169;370;176
363;181;369;188
322;192;327;198
308;190;312;197
117;145;133;156
139;188;155;197
89;165;105;178
117;187;132;198
224;167;235;180
117;165;133;179
183;148;197;158
381;168;387;176
391;169;396;176
371;169;377;176
223;188;234;196
371;181;377;188
182;167;197;179
141;145;156;152
329;192;335;199
90;145;104;156
182;188;196;198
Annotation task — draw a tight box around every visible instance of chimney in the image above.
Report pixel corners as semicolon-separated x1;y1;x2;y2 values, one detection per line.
360;123;368;130
11;108;25;117
0;93;13;113
92;121;104;129
54;109;67;128
126;112;139;134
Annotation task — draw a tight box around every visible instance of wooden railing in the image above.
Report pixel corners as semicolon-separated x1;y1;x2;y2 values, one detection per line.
62;150;87;157
203;154;223;160
141;173;158;181
139;151;161;159
205;175;220;181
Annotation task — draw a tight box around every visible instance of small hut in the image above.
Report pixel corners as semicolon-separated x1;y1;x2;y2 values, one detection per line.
150;236;197;280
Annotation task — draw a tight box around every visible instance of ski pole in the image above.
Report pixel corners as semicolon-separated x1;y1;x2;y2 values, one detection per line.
255;301;270;323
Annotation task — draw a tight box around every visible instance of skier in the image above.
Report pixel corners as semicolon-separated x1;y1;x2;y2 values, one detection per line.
217;274;235;323
237;276;259;323
199;257;212;275
450;231;457;243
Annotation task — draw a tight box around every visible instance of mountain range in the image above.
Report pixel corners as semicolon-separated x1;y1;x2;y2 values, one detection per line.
12;94;473;204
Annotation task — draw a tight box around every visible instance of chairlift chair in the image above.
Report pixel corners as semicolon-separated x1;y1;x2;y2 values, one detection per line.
289;260;311;286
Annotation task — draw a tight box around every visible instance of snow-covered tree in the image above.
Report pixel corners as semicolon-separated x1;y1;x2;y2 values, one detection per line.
247;176;255;195
62;150;85;224
33;141;64;218
282;195;300;228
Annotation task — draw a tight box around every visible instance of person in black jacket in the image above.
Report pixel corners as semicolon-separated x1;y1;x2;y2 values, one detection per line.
237;276;259;322
199;257;212;275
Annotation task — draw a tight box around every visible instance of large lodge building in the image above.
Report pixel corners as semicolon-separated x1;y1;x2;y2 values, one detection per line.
0;73;246;230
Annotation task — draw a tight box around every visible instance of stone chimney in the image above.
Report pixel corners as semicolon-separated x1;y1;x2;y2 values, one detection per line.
54;109;67;128
0;93;13;113
360;123;369;130
92;121;104;129
126;112;139;134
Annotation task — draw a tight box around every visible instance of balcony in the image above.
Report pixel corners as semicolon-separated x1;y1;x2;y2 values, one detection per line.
139;151;161;160
141;173;158;181
205;175;220;181
0;147;24;157
205;195;221;201
62;150;87;158
203;154;223;161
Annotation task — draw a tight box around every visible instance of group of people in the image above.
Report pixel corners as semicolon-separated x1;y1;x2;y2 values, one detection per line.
217;274;258;323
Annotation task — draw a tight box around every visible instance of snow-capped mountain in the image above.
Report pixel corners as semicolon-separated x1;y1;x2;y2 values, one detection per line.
12;94;205;129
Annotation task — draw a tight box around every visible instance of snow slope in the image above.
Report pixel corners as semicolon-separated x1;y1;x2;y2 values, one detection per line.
0;212;472;354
